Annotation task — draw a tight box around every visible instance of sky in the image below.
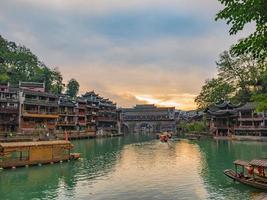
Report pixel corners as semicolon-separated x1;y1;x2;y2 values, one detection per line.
0;0;252;110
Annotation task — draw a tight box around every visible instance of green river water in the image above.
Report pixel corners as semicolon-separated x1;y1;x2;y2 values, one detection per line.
0;134;267;200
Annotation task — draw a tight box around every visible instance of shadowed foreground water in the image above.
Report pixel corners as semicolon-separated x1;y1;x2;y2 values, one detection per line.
0;134;267;200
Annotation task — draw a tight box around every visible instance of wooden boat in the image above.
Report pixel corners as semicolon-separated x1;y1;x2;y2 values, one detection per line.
224;159;267;191
0;140;80;169
159;133;171;143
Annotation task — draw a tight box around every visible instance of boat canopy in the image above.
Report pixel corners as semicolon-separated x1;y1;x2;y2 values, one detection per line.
234;160;250;166
0;140;72;153
249;159;267;168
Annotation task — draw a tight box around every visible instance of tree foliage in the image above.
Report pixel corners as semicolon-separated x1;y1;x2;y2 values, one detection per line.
66;78;80;98
216;0;267;59
179;120;207;134
195;77;235;109
195;51;264;109
0;35;64;93
252;70;267;111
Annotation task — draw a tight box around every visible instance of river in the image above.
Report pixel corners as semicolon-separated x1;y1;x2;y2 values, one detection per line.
0;134;267;200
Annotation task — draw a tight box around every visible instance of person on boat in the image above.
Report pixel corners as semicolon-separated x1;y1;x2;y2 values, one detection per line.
159;134;168;143
247;166;254;176
237;172;244;178
258;166;265;176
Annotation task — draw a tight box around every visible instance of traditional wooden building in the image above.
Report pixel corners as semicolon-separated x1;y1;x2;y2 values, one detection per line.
205;101;239;136
0;82;120;138
206;101;267;138
82;91;118;135
57;96;76;132
19;82;59;134
82;91;99;134
235;102;267;137
121;104;176;134
97;98;117;134
0;84;19;132
76;98;87;131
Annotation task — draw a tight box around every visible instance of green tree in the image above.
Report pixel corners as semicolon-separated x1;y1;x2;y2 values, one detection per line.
195;77;235;109
0;35;64;94
252;70;267;111
66;78;79;98
216;51;265;102
50;69;64;95
195;51;265;109
216;0;267;59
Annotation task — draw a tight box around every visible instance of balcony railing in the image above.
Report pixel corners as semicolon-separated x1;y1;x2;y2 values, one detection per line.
24;99;58;107
59;111;76;115
238;116;264;121
97;117;117;122
23;110;58;115
86;111;97;115
0;107;18;113
21;122;56;129
78;112;86;116
57;121;76;126
22;111;59;118
0;120;18;125
0;97;18;102
234;125;267;130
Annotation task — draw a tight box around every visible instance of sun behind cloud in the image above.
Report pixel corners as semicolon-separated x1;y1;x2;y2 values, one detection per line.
135;94;196;110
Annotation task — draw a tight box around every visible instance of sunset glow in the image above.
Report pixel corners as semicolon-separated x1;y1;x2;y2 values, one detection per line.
0;0;249;110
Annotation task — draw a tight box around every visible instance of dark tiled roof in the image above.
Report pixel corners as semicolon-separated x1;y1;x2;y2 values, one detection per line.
20;82;44;88
59;98;75;107
236;102;257;111
214;101;241;109
23;89;58;98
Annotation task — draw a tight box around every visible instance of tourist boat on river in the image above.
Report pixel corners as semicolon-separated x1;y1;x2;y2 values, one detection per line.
224;159;267;190
0;140;80;169
158;132;172;143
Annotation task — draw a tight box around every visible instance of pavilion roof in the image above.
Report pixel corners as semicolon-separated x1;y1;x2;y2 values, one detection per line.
234;160;250;166
236;102;257;111
214;101;241;109
249;159;267;167
206;109;237;117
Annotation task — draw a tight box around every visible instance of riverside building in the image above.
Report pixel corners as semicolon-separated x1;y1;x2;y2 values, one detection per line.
19;82;59;134
0;82;119;139
206;101;267;138
0;83;19;133
120;104;176;134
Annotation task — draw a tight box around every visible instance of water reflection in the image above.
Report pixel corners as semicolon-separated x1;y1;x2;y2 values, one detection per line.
0;135;266;200
198;139;267;199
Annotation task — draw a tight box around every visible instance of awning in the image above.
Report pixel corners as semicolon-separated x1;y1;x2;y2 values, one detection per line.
249;159;267;167
234;160;250;166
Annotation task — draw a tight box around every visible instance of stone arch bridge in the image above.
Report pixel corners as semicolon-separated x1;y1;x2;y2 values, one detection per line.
119;104;177;134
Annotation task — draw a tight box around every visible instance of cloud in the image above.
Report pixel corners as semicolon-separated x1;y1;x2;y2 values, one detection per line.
0;0;254;110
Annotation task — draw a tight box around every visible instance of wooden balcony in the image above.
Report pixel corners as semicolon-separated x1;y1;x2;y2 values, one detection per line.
0;98;18;103
97;116;117;122
57;121;76;126
86;111;97;115
24;99;58;107
59;111;76;116
78;112;86;116
78;121;86;126
0;120;18;125
0;107;18;113
238;117;264;121
21;122;56;129
234;125;267;130
22;111;59;119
